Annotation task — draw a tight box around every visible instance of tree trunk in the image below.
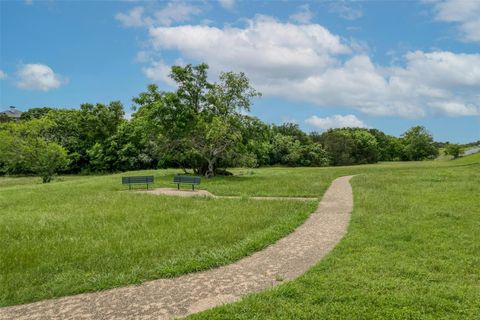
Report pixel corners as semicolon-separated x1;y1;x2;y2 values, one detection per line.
205;160;215;178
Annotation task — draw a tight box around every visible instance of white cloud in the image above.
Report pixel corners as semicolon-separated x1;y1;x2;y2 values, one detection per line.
329;1;363;20
116;6;145;27
306;114;368;130
142;60;178;86
137;15;480;118
142;60;170;82
219;0;235;10
0;70;7;80
429;0;480;42
16;64;63;91
116;2;201;28
277;51;480;117
154;1;201;26
148;15;350;80
289;4;313;24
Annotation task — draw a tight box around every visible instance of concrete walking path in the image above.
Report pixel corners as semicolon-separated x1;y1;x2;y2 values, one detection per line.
0;176;354;320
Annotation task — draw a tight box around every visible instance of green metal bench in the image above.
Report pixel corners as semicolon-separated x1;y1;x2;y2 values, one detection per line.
122;176;154;190
173;175;201;190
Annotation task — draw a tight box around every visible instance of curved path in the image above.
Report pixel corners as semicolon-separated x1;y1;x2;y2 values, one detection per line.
0;176;354;320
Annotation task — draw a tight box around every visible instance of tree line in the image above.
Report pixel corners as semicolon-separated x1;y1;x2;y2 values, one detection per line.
1;63;442;182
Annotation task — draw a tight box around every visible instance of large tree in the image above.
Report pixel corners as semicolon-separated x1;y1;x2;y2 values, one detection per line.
132;63;261;177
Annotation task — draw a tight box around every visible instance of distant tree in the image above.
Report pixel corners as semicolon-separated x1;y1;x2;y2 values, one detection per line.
350;129;379;164
0;119;69;182
38;102;125;173
401;126;439;160
45;109;83;171
20;107;54;120
313;129;356;165
0;113;11;123
239;116;273;166
269;133;327;167
444;143;463;159
367;129;403;161
384;135;404;161
463;140;480;148
273;123;309;144
80;101;124;144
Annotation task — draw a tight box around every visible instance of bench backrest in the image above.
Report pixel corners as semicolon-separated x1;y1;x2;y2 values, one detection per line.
122;176;154;184
173;175;201;184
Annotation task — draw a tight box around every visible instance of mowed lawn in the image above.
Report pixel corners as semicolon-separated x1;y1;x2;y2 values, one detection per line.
1;155;479;314
0;173;319;307
190;154;480;319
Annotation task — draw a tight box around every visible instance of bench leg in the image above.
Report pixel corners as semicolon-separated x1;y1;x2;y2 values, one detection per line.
177;184;180;190
129;184;131;190
147;183;149;190
192;184;194;191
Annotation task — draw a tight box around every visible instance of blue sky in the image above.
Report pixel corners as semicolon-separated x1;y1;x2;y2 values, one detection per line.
1;0;479;143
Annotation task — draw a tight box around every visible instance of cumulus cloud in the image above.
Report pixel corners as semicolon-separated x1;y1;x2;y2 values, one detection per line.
133;15;480;118
0;70;7;80
116;2;201;28
148;15;350;79
16;64;64;91
428;0;480;42
277;51;480;117
306;114;368;130
289;4;313;24
219;0;235;10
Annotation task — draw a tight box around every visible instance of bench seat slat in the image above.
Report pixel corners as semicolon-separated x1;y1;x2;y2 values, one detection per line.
173;175;201;190
173;176;200;184
122;176;154;185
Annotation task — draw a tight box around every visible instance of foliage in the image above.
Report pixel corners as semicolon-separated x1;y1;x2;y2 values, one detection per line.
312;128;380;165
444;143;463;159
401;125;439;160
132;63;261;177
19;107;54;121
1;63;444;175
269;123;329;167
0;113;11;123
0;119;69;182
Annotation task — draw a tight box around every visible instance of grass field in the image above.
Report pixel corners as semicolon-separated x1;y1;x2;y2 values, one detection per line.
1;154;479;316
189;153;480;319
0;173;318;306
